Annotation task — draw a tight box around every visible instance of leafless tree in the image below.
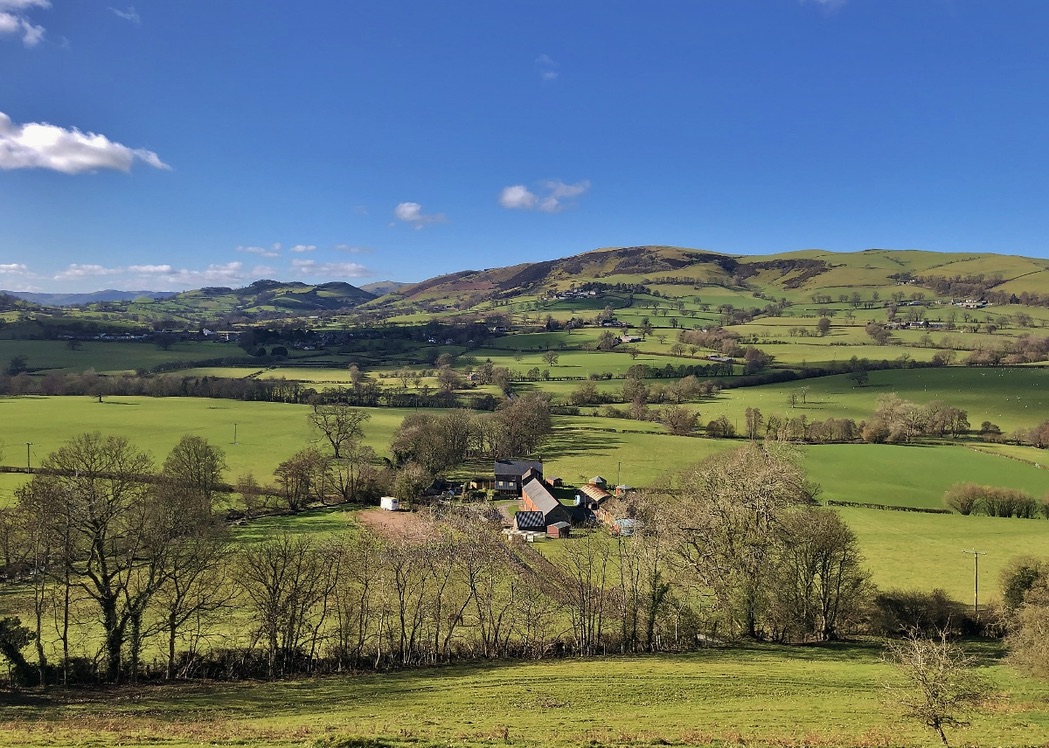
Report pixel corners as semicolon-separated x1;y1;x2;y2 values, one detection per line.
885;630;993;747
308;403;370;459
18;433;163;682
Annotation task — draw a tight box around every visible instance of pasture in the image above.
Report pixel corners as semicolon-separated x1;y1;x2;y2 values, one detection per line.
1;642;1048;747
697;366;1049;435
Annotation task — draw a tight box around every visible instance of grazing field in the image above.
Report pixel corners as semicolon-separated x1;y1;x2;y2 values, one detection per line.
803;443;1049;508
1;642;1047;748
698;366;1049;435
837;506;1049;599
0;396;411;499
0;339;238;374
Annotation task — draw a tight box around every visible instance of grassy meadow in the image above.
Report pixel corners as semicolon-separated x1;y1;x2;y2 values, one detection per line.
2;642;1048;748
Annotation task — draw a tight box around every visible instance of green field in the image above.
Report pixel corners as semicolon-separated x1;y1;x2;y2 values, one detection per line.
698;367;1049;435
1;642;1046;748
0;339;239;374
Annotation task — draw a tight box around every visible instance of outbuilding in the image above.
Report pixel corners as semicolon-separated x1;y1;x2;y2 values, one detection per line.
380;496;400;512
546;521;571;539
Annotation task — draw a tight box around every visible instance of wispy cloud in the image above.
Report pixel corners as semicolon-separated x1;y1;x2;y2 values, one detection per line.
335;244;370;254
0;111;170;174
800;0;847;10
0;262;29;275
289;244;316;253
0;0;48;47
291;258;370;279
394;201;446;229
133;262;247;286
237;244;280;257
109;5;140;23
535;53;559;82
54;264;123;280
499;179;591;213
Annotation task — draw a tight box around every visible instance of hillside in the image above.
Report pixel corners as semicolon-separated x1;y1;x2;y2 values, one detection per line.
116;279;376;323
370;246;1049;318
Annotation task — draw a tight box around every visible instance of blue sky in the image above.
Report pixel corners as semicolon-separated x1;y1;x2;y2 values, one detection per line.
2;1;1048;293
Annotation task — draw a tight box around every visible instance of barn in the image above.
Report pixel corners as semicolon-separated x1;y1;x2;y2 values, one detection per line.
520;472;571;526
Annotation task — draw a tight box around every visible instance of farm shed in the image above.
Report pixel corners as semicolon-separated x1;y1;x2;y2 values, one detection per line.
380;496;400;512
546;521;571;539
578;483;612;510
494;459;544;494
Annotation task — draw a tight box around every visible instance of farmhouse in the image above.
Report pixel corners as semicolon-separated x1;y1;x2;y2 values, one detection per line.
493;459;544;494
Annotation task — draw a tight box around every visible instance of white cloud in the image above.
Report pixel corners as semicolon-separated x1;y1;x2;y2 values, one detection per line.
0;262;29;275
170;262;245;285
109;5;140;23
499;185;538;210
237;244;280;257
0;0;48;47
499;178;590;213
334;244;369;254
801;0;847;9
535;53;559;81
394;201;445;229
54;263;122;280
0;111;170;174
291;259;370;278
289;244;316;253
127;264;172;273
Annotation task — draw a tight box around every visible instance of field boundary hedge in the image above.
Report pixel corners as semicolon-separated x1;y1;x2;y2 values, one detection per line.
825;499;951;514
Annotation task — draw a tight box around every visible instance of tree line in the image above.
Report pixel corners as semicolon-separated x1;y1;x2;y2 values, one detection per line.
0;438;876;686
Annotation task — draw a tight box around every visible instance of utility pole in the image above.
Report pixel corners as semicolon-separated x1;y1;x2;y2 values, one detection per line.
233;422;239;445
962;548;986;616
24;441;32;473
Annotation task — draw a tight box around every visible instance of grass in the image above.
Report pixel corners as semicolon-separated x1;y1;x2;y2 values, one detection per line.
838;506;1049;599
0;339;238;374
1;641;1047;747
803;443;1049;508
697;366;1049;435
0;396;417;503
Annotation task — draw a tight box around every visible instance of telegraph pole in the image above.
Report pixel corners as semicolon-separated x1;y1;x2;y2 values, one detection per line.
962;548;986;616
233;422;239;445
24;441;32;473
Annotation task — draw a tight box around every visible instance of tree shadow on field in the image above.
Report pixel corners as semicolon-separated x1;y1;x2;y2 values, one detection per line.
99;400;139;406
541;430;622;460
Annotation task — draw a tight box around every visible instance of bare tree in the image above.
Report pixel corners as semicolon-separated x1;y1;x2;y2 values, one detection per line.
274;447;330;511
885;630;993;747
308;403;370;459
151;532;235;679
667;444;808;639
159;435;228;523
237;534;338;677
18;432;163;682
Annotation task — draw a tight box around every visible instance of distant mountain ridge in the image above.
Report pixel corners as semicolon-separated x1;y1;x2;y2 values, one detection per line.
3;289;177;306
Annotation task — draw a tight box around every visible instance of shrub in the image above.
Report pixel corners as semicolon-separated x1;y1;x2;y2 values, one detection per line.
869;588;968;637
944;483;982;515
